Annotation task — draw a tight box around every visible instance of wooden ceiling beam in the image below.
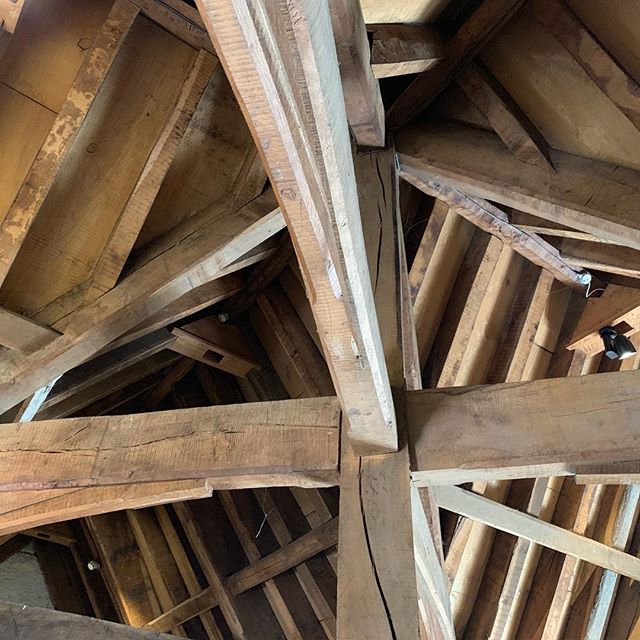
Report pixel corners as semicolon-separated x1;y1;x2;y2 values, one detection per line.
0;397;340;491
368;23;442;79
397;122;640;250
561;238;640;280
409;369;640;485
0;0;139;288
0;307;59;354
457;61;554;169
527;0;640;132
0;194;284;412
387;0;525;129
399;169;583;289
434;486;640;582
197;0;397;454
330;0;385;147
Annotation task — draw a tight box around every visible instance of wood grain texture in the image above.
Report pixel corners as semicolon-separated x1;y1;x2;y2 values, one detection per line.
409;369;640;484
400;170;581;288
387;0;525;128
330;0;385;147
0;397;340;490
434;486;640;581
199;0;397;454
0;0;138;288
0;194;284;411
397;122;640;250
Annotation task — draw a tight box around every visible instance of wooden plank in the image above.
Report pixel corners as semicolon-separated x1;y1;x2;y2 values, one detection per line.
0;307;59;353
400;171;582;288
409;202;474;369
527;0;640;132
330;0;384;147
433;486;640;582
508;210;616;244
130;0;215;52
1;16;196;322
228;516;338;595
86;49;217;298
0;0;138;287
0;600;174;640
173;501;246;639
219;491;303;639
0;481;212;538
36;351;181;420
86;512;161;626
199;0;396;454
457;61;554;169
584;485;640;640
397;122;640;250
369;23;442;79
41;329;176;412
386;0;525;129
561;239;640;279
409;369;640;485
0;194;284;412
0;397;340;490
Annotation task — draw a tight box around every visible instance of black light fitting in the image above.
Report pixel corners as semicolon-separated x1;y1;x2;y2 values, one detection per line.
599;326;637;360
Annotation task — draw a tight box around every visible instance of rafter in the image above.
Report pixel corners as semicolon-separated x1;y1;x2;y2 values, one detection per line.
197;0;396;454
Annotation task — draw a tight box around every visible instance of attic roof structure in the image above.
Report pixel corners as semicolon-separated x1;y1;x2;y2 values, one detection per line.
3;0;640;638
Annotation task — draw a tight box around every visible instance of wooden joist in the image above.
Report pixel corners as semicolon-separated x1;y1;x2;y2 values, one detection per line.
434;486;640;582
0;481;213;538
199;0;397;454
0;397;340;491
368;23;442;79
409;369;640;485
457;61;554;169
0;0;138;288
399;169;583;288
330;0;385;147
560;239;640;280
387;0;525;129
397;122;640;250
0;600;174;640
0;307;59;353
0;194;284;412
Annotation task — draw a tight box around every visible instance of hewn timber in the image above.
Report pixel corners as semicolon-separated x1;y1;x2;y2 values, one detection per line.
330;0;385;147
368;23;442;79
399;169;582;288
396;122;640;249
198;0;397;453
0;0;138;287
433;486;640;582
409;369;640;485
560;239;640;279
387;0;525;129
0;194;284;412
0;600;175;640
457;61;554;169
0;397;340;490
0;307;59;353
